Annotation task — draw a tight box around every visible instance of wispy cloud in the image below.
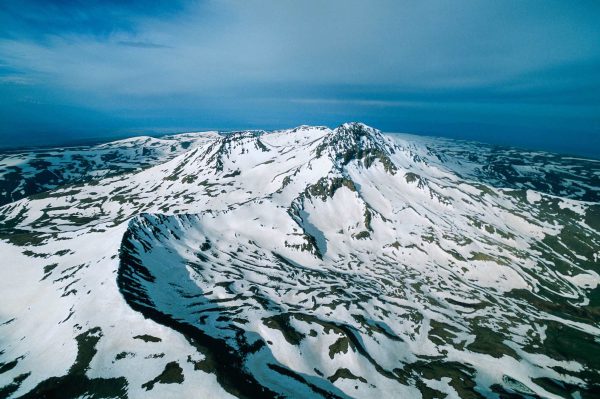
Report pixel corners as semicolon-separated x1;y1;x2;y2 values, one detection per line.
117;40;171;49
0;75;33;85
0;0;187;40
0;0;599;154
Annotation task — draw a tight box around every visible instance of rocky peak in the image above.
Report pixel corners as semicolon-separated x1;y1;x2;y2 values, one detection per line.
316;122;397;173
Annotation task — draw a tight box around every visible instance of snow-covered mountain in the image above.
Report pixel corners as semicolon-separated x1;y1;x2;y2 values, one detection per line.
0;123;598;398
0;133;218;207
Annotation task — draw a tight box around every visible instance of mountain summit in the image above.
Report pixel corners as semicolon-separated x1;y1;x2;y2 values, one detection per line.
0;124;599;398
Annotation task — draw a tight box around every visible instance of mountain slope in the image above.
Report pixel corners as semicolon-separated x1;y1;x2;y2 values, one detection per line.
0;133;218;207
0;123;599;398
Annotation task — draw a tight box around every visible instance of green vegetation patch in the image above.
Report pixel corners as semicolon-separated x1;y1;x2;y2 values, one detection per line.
133;334;162;343
328;337;351;359
141;361;184;391
327;368;367;384
18;327;128;398
262;314;305;346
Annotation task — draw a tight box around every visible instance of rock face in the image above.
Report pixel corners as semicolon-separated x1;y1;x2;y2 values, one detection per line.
0;123;599;398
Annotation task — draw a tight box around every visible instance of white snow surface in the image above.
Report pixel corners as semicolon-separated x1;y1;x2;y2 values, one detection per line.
0;123;598;398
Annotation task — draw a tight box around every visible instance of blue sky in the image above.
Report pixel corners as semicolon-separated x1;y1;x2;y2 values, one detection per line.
1;1;599;156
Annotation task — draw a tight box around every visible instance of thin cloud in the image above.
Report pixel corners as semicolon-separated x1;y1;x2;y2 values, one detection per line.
117;40;171;49
0;75;33;85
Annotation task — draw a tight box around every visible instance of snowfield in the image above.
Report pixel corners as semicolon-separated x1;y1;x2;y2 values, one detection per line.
0;123;599;398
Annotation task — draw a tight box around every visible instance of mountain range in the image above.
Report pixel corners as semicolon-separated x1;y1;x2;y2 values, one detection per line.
0;123;598;398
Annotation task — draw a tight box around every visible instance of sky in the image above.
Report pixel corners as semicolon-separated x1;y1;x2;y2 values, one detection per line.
1;0;599;157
